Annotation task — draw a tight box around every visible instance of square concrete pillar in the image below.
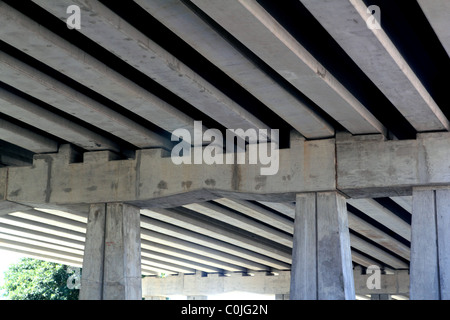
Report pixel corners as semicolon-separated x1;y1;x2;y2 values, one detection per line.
80;203;142;300
290;192;355;300
411;188;450;300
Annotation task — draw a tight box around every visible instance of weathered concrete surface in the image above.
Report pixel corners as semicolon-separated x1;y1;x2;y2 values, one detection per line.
32;0;271;139
0;1;198;136
290;192;354;300
418;0;450;58
80;203;142;300
5;136;336;206
301;0;450;132
337;132;450;198
410;188;450;300
0;119;57;154
136;0;334;139
142;269;409;297
191;0;385;135
0;50;170;149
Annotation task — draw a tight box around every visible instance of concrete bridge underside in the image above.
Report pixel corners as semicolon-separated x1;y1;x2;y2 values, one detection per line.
0;0;450;300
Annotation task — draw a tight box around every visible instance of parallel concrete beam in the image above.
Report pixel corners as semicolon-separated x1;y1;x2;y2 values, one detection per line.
140;216;284;270
136;0;334;139
141;208;292;267
418;0;450;58
300;0;450;132
0;118;58;154
0;51;170;149
0;87;120;152
0;1;197;136
190;0;385;135
32;0;271;138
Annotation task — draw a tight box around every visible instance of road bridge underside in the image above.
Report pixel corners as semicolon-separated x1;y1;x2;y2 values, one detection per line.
1;132;449;299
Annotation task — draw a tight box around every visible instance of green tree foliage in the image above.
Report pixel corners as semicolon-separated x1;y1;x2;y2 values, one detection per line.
1;258;80;300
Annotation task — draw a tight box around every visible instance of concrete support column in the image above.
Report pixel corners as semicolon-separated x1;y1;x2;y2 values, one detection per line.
80;203;142;300
290;192;355;300
410;188;450;300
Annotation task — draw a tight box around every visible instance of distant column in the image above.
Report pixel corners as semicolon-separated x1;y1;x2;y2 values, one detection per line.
290;192;355;300
410;188;450;300
80;203;142;300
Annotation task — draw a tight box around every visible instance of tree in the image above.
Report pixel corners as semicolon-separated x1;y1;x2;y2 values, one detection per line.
1;258;80;300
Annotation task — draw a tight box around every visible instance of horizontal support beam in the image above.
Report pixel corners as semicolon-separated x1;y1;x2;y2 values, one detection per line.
337;132;450;198
3;132;450;205
3;134;335;206
142;269;410;297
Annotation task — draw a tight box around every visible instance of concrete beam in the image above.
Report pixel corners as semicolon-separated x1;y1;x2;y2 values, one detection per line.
0;118;58;154
0;87;120;152
183;202;292;247
4;136;335;206
142;269;409;297
300;0;450;132
0;246;82;268
135;0;334;139
140;216;282;270
347;198;411;241
0;51;170;149
213;198;293;234
32;0;271;139
190;0;385;135
418;0;450;58
337;132;450;198
141;209;291;268
140;228;254;272
0;214;86;242
0;1;198;136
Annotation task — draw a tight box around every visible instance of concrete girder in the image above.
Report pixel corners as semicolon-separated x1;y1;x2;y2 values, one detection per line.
32;0;272;139
0;214;86;242
190;0;385;135
300;0;450;132
0;223;84;250
135;0;334;139
182;202;293;247
336;132;450;198
418;0;450;58
0;1;198;136
347;198;411;242
140;214;290;270
0;87;120;152
0;118;58;154
141;241;223;274
213;198;293;234
140;228;255;272
0;51;171;150
4;131;450;208
142;207;292;264
2;135;335;206
0;246;83;268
